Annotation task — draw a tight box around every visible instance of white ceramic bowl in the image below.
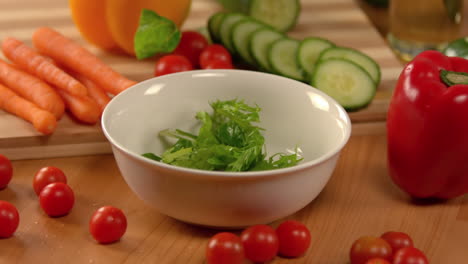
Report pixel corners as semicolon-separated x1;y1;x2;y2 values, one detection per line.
102;70;351;228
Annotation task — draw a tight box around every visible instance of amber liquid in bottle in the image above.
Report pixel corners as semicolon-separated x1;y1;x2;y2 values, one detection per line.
387;0;464;61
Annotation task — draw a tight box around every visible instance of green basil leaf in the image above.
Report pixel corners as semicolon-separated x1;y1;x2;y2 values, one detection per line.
134;9;181;60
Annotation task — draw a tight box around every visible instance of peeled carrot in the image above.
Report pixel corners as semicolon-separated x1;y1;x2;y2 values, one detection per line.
70;72;111;112
32;27;137;95
56;90;101;124
1;37;88;97
0;83;56;134
0;59;64;119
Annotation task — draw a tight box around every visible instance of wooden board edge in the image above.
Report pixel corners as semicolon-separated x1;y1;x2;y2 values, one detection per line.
1;142;112;161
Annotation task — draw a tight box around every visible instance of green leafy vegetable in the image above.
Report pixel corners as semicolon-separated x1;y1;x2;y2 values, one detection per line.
142;153;162;161
142;99;303;172
134;9;181;60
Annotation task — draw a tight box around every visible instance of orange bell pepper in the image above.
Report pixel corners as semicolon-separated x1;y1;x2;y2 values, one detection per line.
69;0;191;55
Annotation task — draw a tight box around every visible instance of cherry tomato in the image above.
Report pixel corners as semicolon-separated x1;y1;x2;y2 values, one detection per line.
154;54;193;76
276;220;311;258
240;224;279;262
380;231;413;253
0;154;13;189
206;232;245;264
393;247;429;264
0;200;19;238
173;31;209;67
32;166;67;196
350;236;393;264
365;258;392;264
204;60;234;69
89;206;127;244
199;44;232;69
39;182;74;217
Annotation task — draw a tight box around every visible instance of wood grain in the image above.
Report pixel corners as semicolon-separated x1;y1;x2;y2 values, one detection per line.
0;134;466;263
0;0;405;160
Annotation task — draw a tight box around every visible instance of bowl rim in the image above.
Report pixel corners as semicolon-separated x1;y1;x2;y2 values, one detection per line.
102;69;352;178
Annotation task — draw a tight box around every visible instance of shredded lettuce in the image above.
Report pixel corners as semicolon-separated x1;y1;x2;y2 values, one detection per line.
142;99;302;171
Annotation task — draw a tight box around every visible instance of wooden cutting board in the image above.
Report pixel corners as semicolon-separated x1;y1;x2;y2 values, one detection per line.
0;0;403;160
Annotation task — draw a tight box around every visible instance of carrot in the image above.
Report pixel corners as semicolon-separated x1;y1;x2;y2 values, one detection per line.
0;83;56;134
0;59;64;119
70;71;111;112
1;37;88;97
56;90;101;124
32;27;137;95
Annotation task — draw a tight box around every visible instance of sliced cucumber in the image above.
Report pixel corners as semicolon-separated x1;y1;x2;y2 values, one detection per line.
249;0;300;32
297;37;335;79
249;28;284;72
231;19;265;65
268;38;305;81
208;12;226;44
317;47;381;84
311;59;376;111
219;13;247;54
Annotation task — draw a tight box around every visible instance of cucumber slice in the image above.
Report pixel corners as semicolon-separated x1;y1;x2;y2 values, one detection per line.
317;47;381;84
311;59;376;111
219;13;247;54
268;38;305;81
249;28;284;72
297;37;335;79
231;19;265;65
249;0;300;32
208;12;226;44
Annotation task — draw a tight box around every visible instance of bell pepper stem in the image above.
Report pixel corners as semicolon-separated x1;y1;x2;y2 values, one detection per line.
441;70;468;86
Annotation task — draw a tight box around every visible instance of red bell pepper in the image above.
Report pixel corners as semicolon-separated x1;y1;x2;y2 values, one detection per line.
387;50;468;199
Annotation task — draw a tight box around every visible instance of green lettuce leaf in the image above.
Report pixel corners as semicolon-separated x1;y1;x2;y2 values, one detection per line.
143;99;302;171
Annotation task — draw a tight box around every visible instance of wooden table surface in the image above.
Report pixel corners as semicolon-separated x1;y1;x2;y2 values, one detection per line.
1;0;468;263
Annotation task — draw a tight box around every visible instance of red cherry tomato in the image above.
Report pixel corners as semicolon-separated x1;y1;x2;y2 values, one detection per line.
89;206;127;244
154;54;193;76
199;44;232;69
240;224;279;262
204;60;234;69
206;232;245;264
33;166;67;196
39;182;74;217
0;154;13;189
380;231;413;253
173;31;209;67
0;200;19;238
350;236;393;264
393;247;429;264
276;220;311;258
365;258;392;264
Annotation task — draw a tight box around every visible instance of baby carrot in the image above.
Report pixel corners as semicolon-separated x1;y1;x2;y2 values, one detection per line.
0;83;57;134
0;59;65;119
71;71;111;112
32;27;137;95
1;37;88;97
56;90;101;125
